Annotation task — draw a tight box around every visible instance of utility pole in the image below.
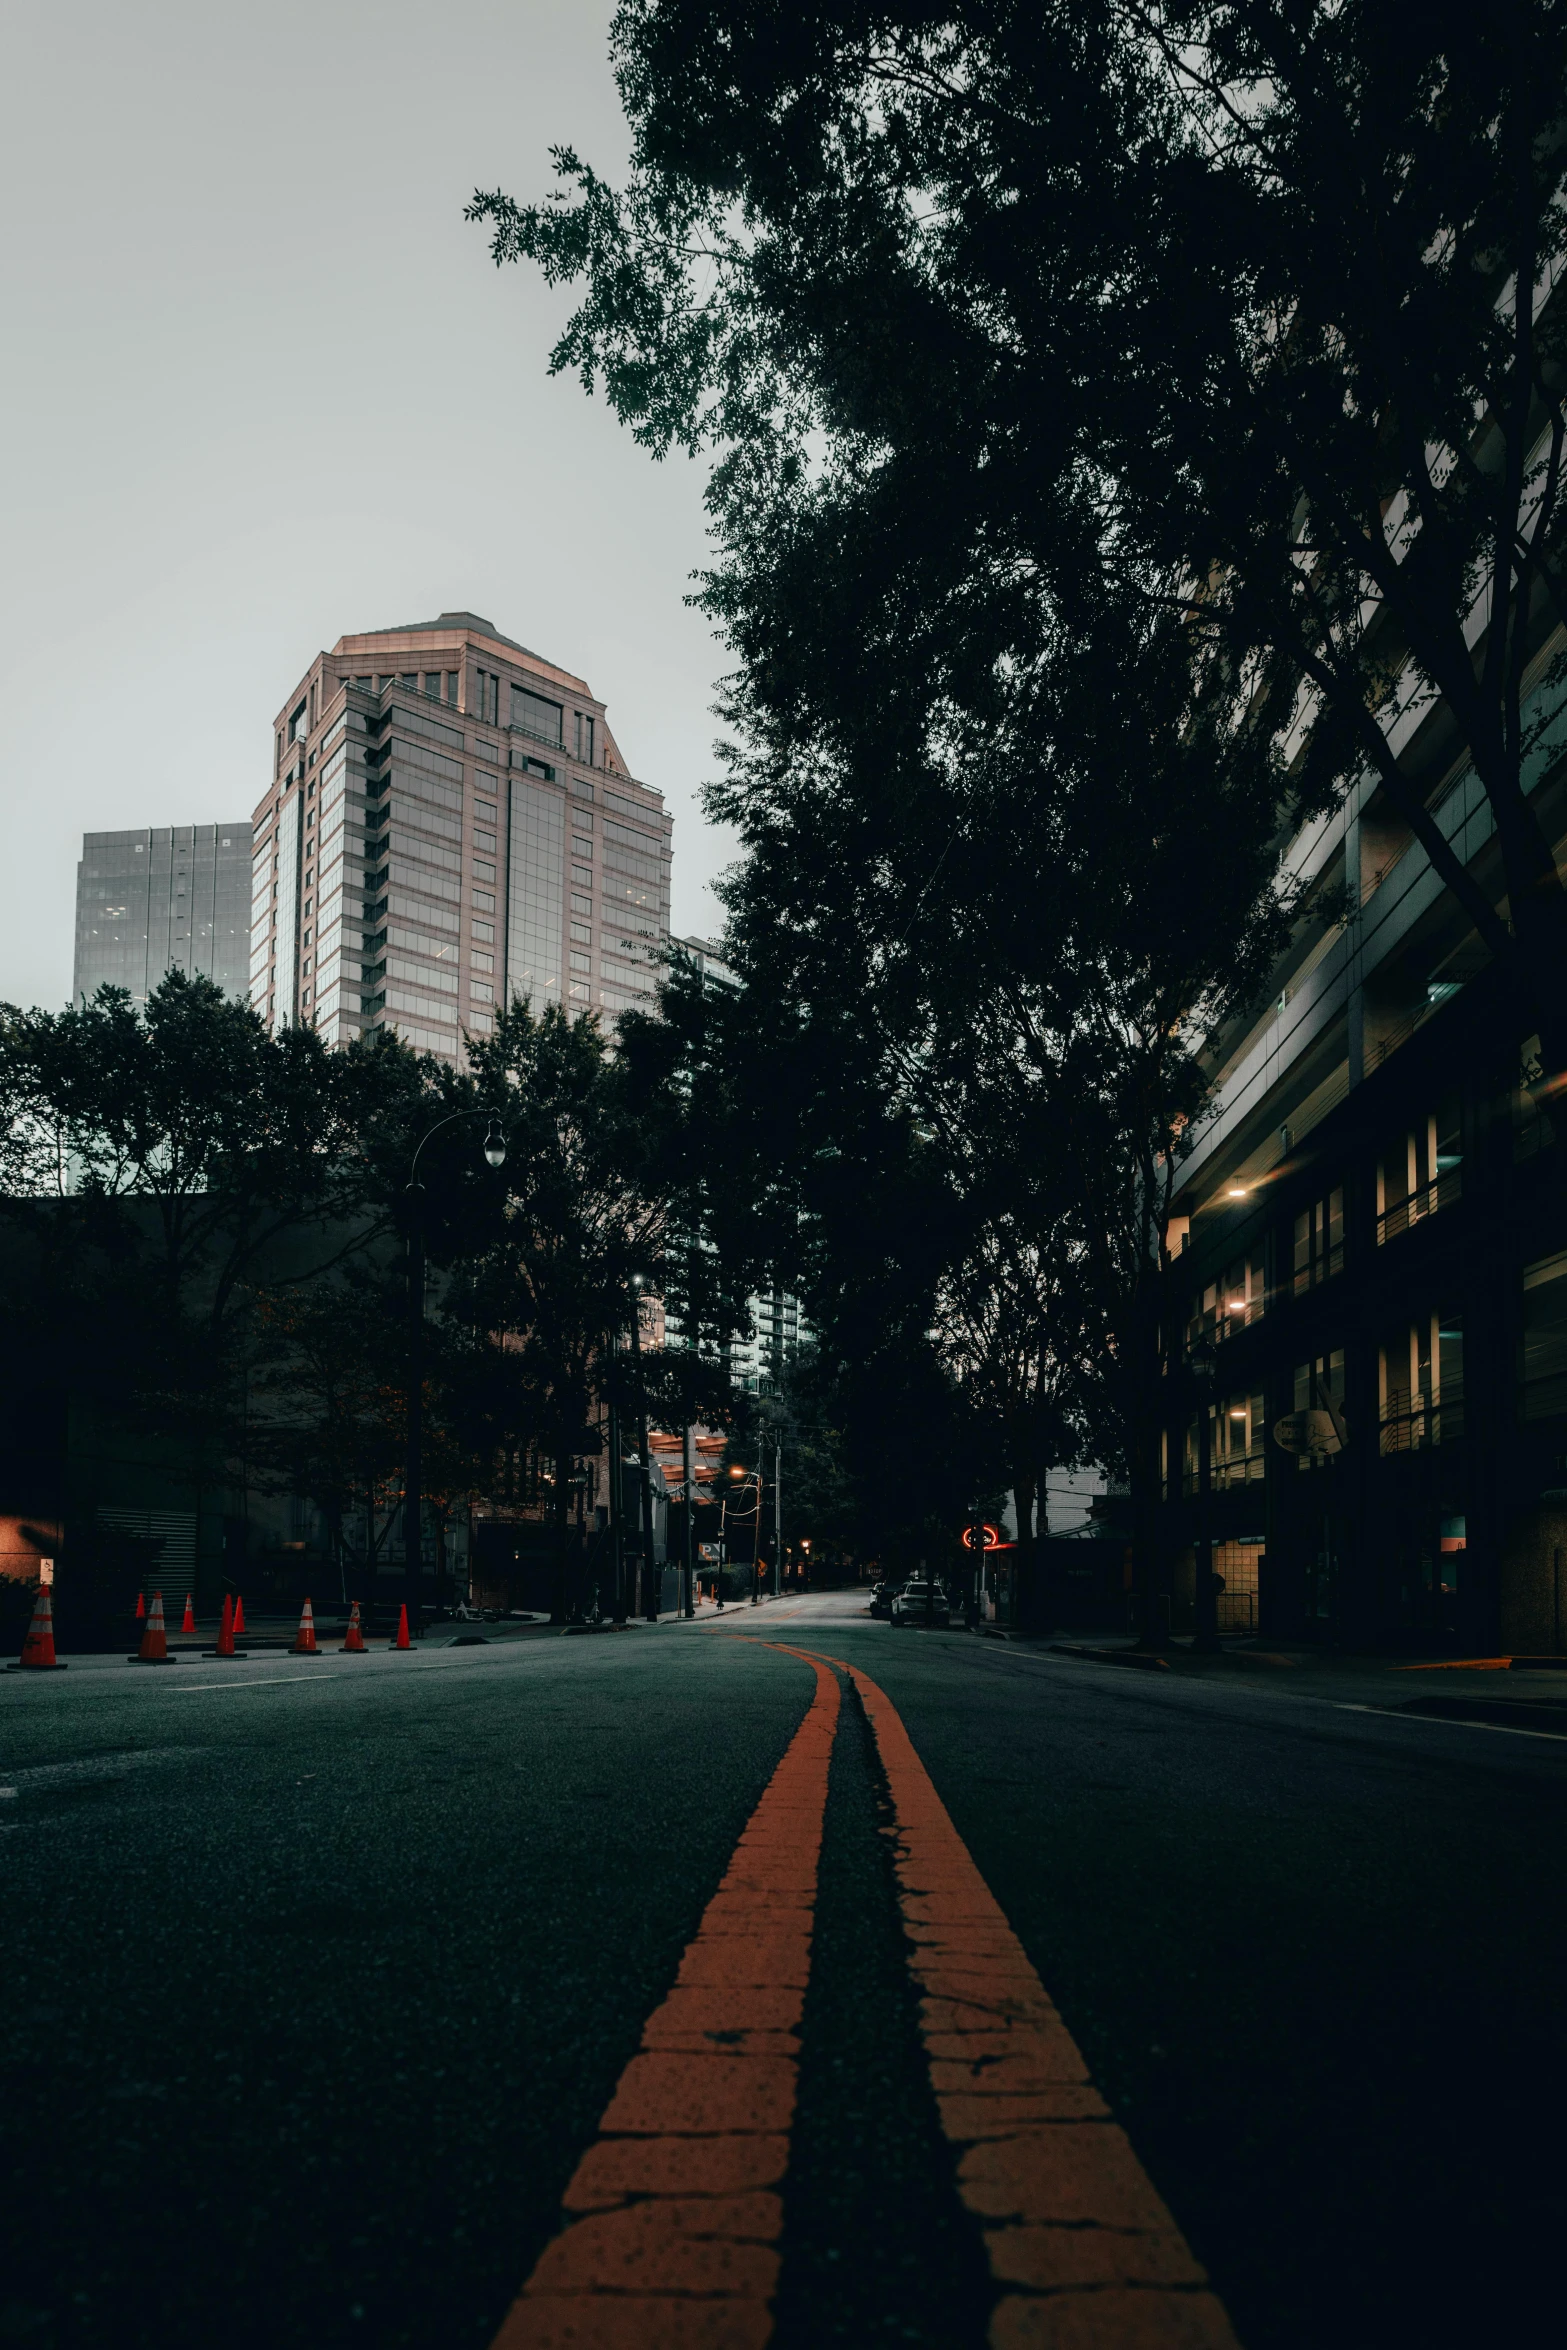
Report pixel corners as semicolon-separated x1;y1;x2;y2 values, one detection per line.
773;1426;783;1598
682;1418;696;1617
404;1189;425;1631
628;1278;658;1621
607;1359;626;1624
1191;1339;1219;1653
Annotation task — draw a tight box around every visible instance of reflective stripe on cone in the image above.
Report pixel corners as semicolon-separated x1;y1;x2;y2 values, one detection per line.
9;1588;66;1671
132;1592;176;1665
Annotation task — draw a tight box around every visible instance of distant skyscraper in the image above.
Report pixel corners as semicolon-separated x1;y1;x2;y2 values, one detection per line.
251;612;671;1062
73;823;253;1006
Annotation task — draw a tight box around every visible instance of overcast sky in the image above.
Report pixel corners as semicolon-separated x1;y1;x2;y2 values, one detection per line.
0;0;731;1010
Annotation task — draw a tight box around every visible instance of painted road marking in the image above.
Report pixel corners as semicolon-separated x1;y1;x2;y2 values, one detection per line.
824;1654;1241;2349
491;1650;839;2349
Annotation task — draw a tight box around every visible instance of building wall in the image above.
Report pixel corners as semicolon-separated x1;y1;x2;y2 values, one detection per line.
1159;645;1567;1650
74;822;253;1004
249;611;671;1064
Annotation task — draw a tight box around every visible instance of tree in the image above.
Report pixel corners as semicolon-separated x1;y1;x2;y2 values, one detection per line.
0;973;408;1512
447;995;674;1621
473;0;1567;1061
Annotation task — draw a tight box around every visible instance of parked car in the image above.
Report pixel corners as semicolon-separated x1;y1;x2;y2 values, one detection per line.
868;1578;900;1619
891;1578;951;1627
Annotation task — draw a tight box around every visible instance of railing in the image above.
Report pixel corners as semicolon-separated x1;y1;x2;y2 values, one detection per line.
1293;1242;1345;1296
1377;1164;1462;1245
1379;1387;1463;1454
1182;1448;1266;1496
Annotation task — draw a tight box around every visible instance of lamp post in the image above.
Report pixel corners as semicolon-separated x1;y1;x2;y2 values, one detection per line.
1190;1335;1220;1654
404;1110;506;1630
627;1272;659;1621
682;1418;696;1618
772;1424;783;1598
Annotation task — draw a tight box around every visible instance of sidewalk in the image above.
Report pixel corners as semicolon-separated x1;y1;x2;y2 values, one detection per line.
1009;1627;1567;1733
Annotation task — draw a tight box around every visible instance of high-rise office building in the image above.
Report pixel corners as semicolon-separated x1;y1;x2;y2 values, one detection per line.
250;613;671;1061
74;823;254;1006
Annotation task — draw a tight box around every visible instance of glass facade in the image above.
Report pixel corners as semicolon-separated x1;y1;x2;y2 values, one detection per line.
506;778;564;1008
272;796;302;1025
74;822;253;1006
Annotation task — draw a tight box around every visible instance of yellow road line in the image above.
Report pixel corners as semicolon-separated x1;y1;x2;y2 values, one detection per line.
490;1650;839;2348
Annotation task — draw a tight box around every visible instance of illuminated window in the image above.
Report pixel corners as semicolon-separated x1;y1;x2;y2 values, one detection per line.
1188;1251;1264;1348
1293;1189;1344;1292
1378;1097;1461;1244
1378;1312;1462;1453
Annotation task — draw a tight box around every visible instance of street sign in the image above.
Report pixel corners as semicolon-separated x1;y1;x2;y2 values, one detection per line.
961;1523;1003;1551
1273;1409;1342;1458
38;1559;54;1587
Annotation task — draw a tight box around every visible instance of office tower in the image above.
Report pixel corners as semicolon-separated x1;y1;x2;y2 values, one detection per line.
250;613;670;1061
73;823;254;1006
668;933;738;988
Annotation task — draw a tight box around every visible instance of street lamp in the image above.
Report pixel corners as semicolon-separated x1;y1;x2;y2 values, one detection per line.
404;1110;507;1631
1189;1335;1220;1654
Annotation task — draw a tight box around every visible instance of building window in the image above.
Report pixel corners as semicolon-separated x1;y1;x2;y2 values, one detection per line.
505;778;564;1004
471;920;495;944
1521;1251;1567;1421
570;921;591;944
471;950;494;974
571;865;593;892
399;672;416;690
512;685;563;748
569;950;592;974
1293;1189;1344;1292
1379;1312;1463;1453
572;834;593;860
575;712;595;764
1188;1251;1265;1348
289;700;307;743
1377;1096;1461;1244
446;672;459;705
424;672;442;699
1184;1390;1266;1494
1290;1351;1346;1471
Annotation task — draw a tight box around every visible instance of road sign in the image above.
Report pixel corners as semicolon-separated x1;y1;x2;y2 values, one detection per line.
38;1559;54;1587
960;1523;1002;1551
1273;1409;1342;1458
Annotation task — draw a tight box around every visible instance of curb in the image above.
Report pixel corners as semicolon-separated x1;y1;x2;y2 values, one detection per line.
1047;1643;1172;1673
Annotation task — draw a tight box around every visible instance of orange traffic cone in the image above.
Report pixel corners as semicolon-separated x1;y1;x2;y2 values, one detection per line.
341;1601;368;1653
233;1595;246;1637
135;1591;146;1620
391;1603;411;1651
292;1597;320;1655
132;1591;175;1664
207;1593;245;1658
9;1586;66;1670
180;1593;196;1636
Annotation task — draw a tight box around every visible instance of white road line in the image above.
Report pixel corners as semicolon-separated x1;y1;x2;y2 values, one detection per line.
171;1674;328;1694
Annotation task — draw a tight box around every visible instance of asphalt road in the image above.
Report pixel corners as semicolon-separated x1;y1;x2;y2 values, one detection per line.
3;1595;1565;2349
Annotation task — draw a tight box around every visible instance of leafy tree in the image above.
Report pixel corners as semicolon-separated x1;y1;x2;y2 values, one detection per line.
444;996;675;1619
474;0;1567;1066
0;974;412;1518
